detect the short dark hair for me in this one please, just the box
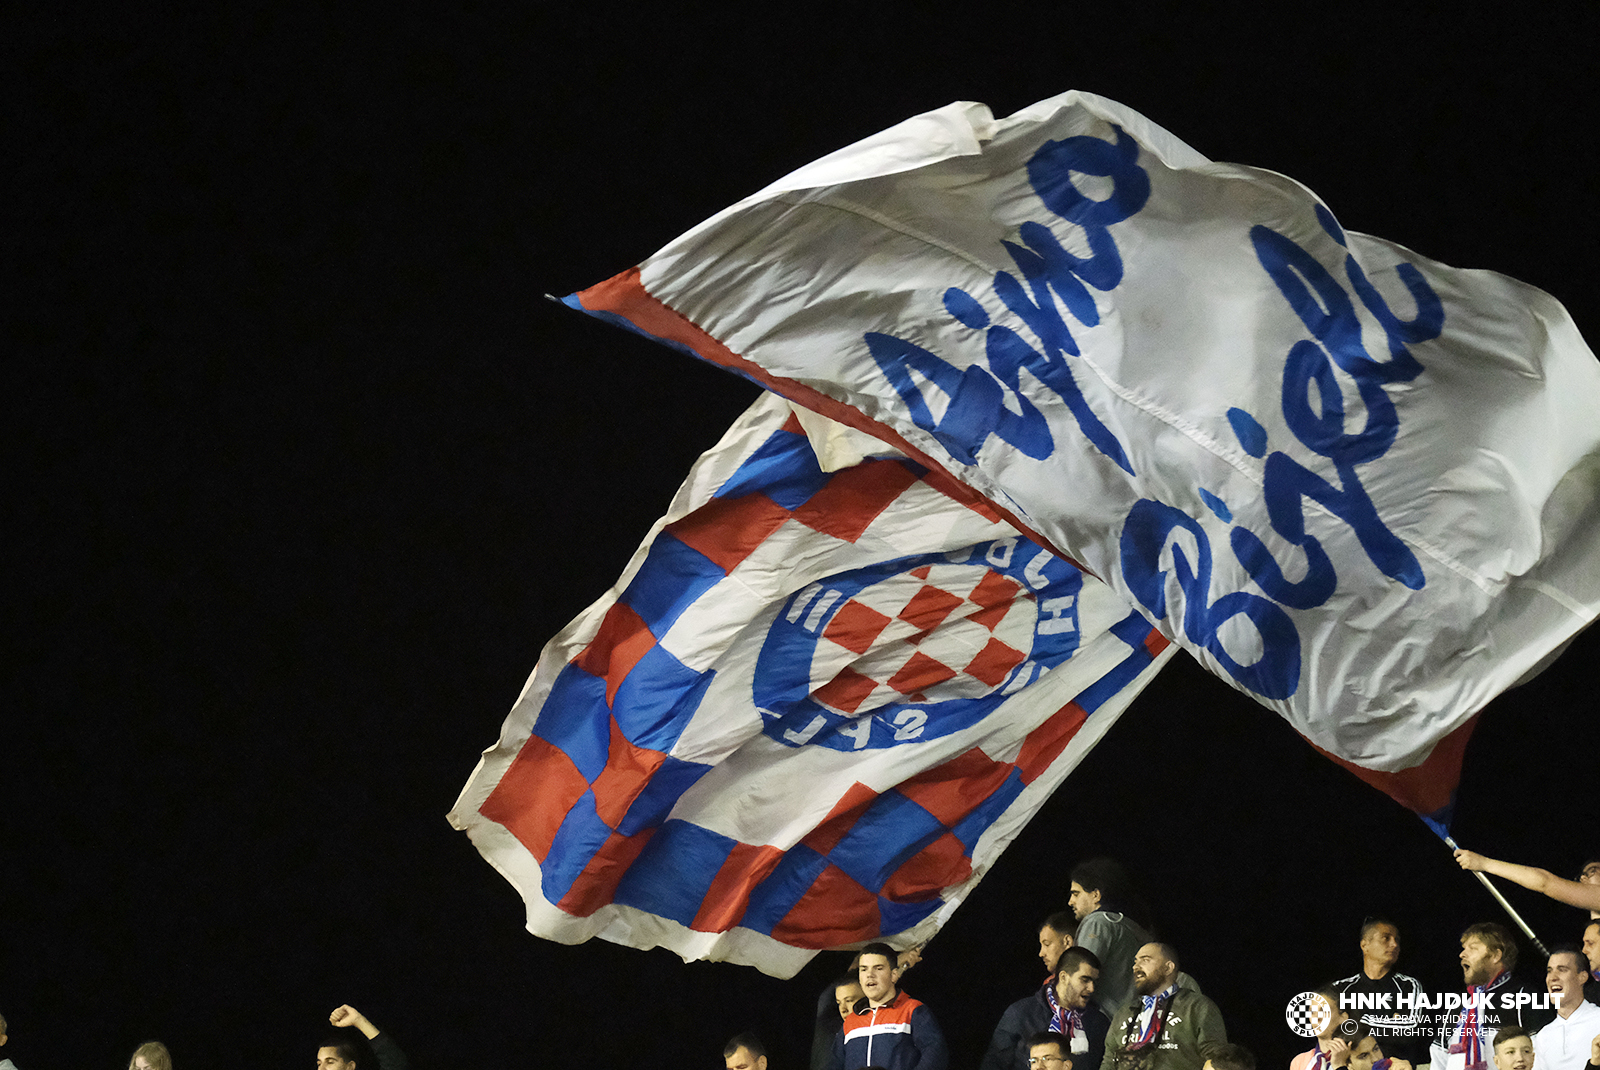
[1059,946,1102,974]
[1042,911,1079,938]
[1207,1043,1257,1070]
[1359,917,1397,941]
[319,1037,362,1064]
[1547,943,1587,974]
[1149,942,1180,974]
[723,1033,767,1059]
[1492,1026,1531,1051]
[834,974,863,990]
[1462,922,1518,973]
[858,941,898,965]
[1026,1032,1070,1058]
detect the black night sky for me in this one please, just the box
[7,7,1597,1070]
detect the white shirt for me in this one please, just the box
[1532,999,1600,1070]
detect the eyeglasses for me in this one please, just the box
[1028,1056,1068,1066]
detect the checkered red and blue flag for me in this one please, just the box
[450,393,1174,976]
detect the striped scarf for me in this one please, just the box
[1125,985,1176,1052]
[1448,969,1511,1070]
[1044,976,1084,1040]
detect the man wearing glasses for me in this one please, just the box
[1027,1033,1074,1070]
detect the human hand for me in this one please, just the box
[329,1005,378,1039]
[1328,1039,1351,1067]
[1454,849,1487,872]
[897,944,925,971]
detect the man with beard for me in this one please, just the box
[829,943,948,1070]
[1531,947,1600,1070]
[1334,919,1429,1065]
[1100,943,1226,1070]
[983,947,1109,1070]
[1430,923,1556,1070]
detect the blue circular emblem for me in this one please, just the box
[754,536,1083,750]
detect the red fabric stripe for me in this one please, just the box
[571,601,655,708]
[691,842,787,933]
[880,831,972,901]
[791,458,921,543]
[666,491,792,574]
[555,829,655,917]
[478,735,590,862]
[1312,713,1479,815]
[802,781,880,856]
[896,747,1014,825]
[590,719,667,829]
[771,864,881,947]
[1014,702,1089,785]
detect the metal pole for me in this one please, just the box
[1445,836,1549,958]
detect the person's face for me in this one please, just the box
[858,953,899,1005]
[1582,923,1600,973]
[1028,1041,1071,1070]
[1460,936,1503,986]
[1546,951,1588,1008]
[1492,1035,1535,1070]
[1040,925,1073,972]
[1578,861,1600,886]
[1057,961,1099,1010]
[835,982,864,1020]
[724,1045,767,1070]
[317,1048,356,1070]
[1361,923,1401,968]
[1131,943,1173,996]
[1068,882,1101,921]
[1317,1001,1350,1041]
[1348,1036,1383,1070]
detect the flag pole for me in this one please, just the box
[1443,835,1549,958]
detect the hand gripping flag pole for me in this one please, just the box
[1440,833,1548,959]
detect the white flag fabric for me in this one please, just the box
[450,394,1174,977]
[563,90,1600,781]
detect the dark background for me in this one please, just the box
[6,6,1596,1070]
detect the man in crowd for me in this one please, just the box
[1334,918,1430,1065]
[1070,859,1154,1018]
[1101,942,1227,1070]
[725,1033,770,1070]
[1041,913,1080,975]
[983,947,1109,1070]
[1431,923,1555,1070]
[320,1005,409,1070]
[1582,920,1600,1005]
[1026,1033,1073,1070]
[1346,1023,1416,1070]
[1531,947,1600,1070]
[829,942,948,1070]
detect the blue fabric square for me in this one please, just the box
[609,646,714,754]
[714,427,831,510]
[613,819,736,927]
[741,845,830,935]
[540,789,613,905]
[617,756,713,836]
[825,791,947,894]
[621,534,726,635]
[877,894,943,936]
[531,665,612,782]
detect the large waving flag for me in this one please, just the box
[450,393,1174,976]
[561,91,1600,825]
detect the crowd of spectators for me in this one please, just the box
[5,851,1595,1070]
[727,853,1600,1070]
